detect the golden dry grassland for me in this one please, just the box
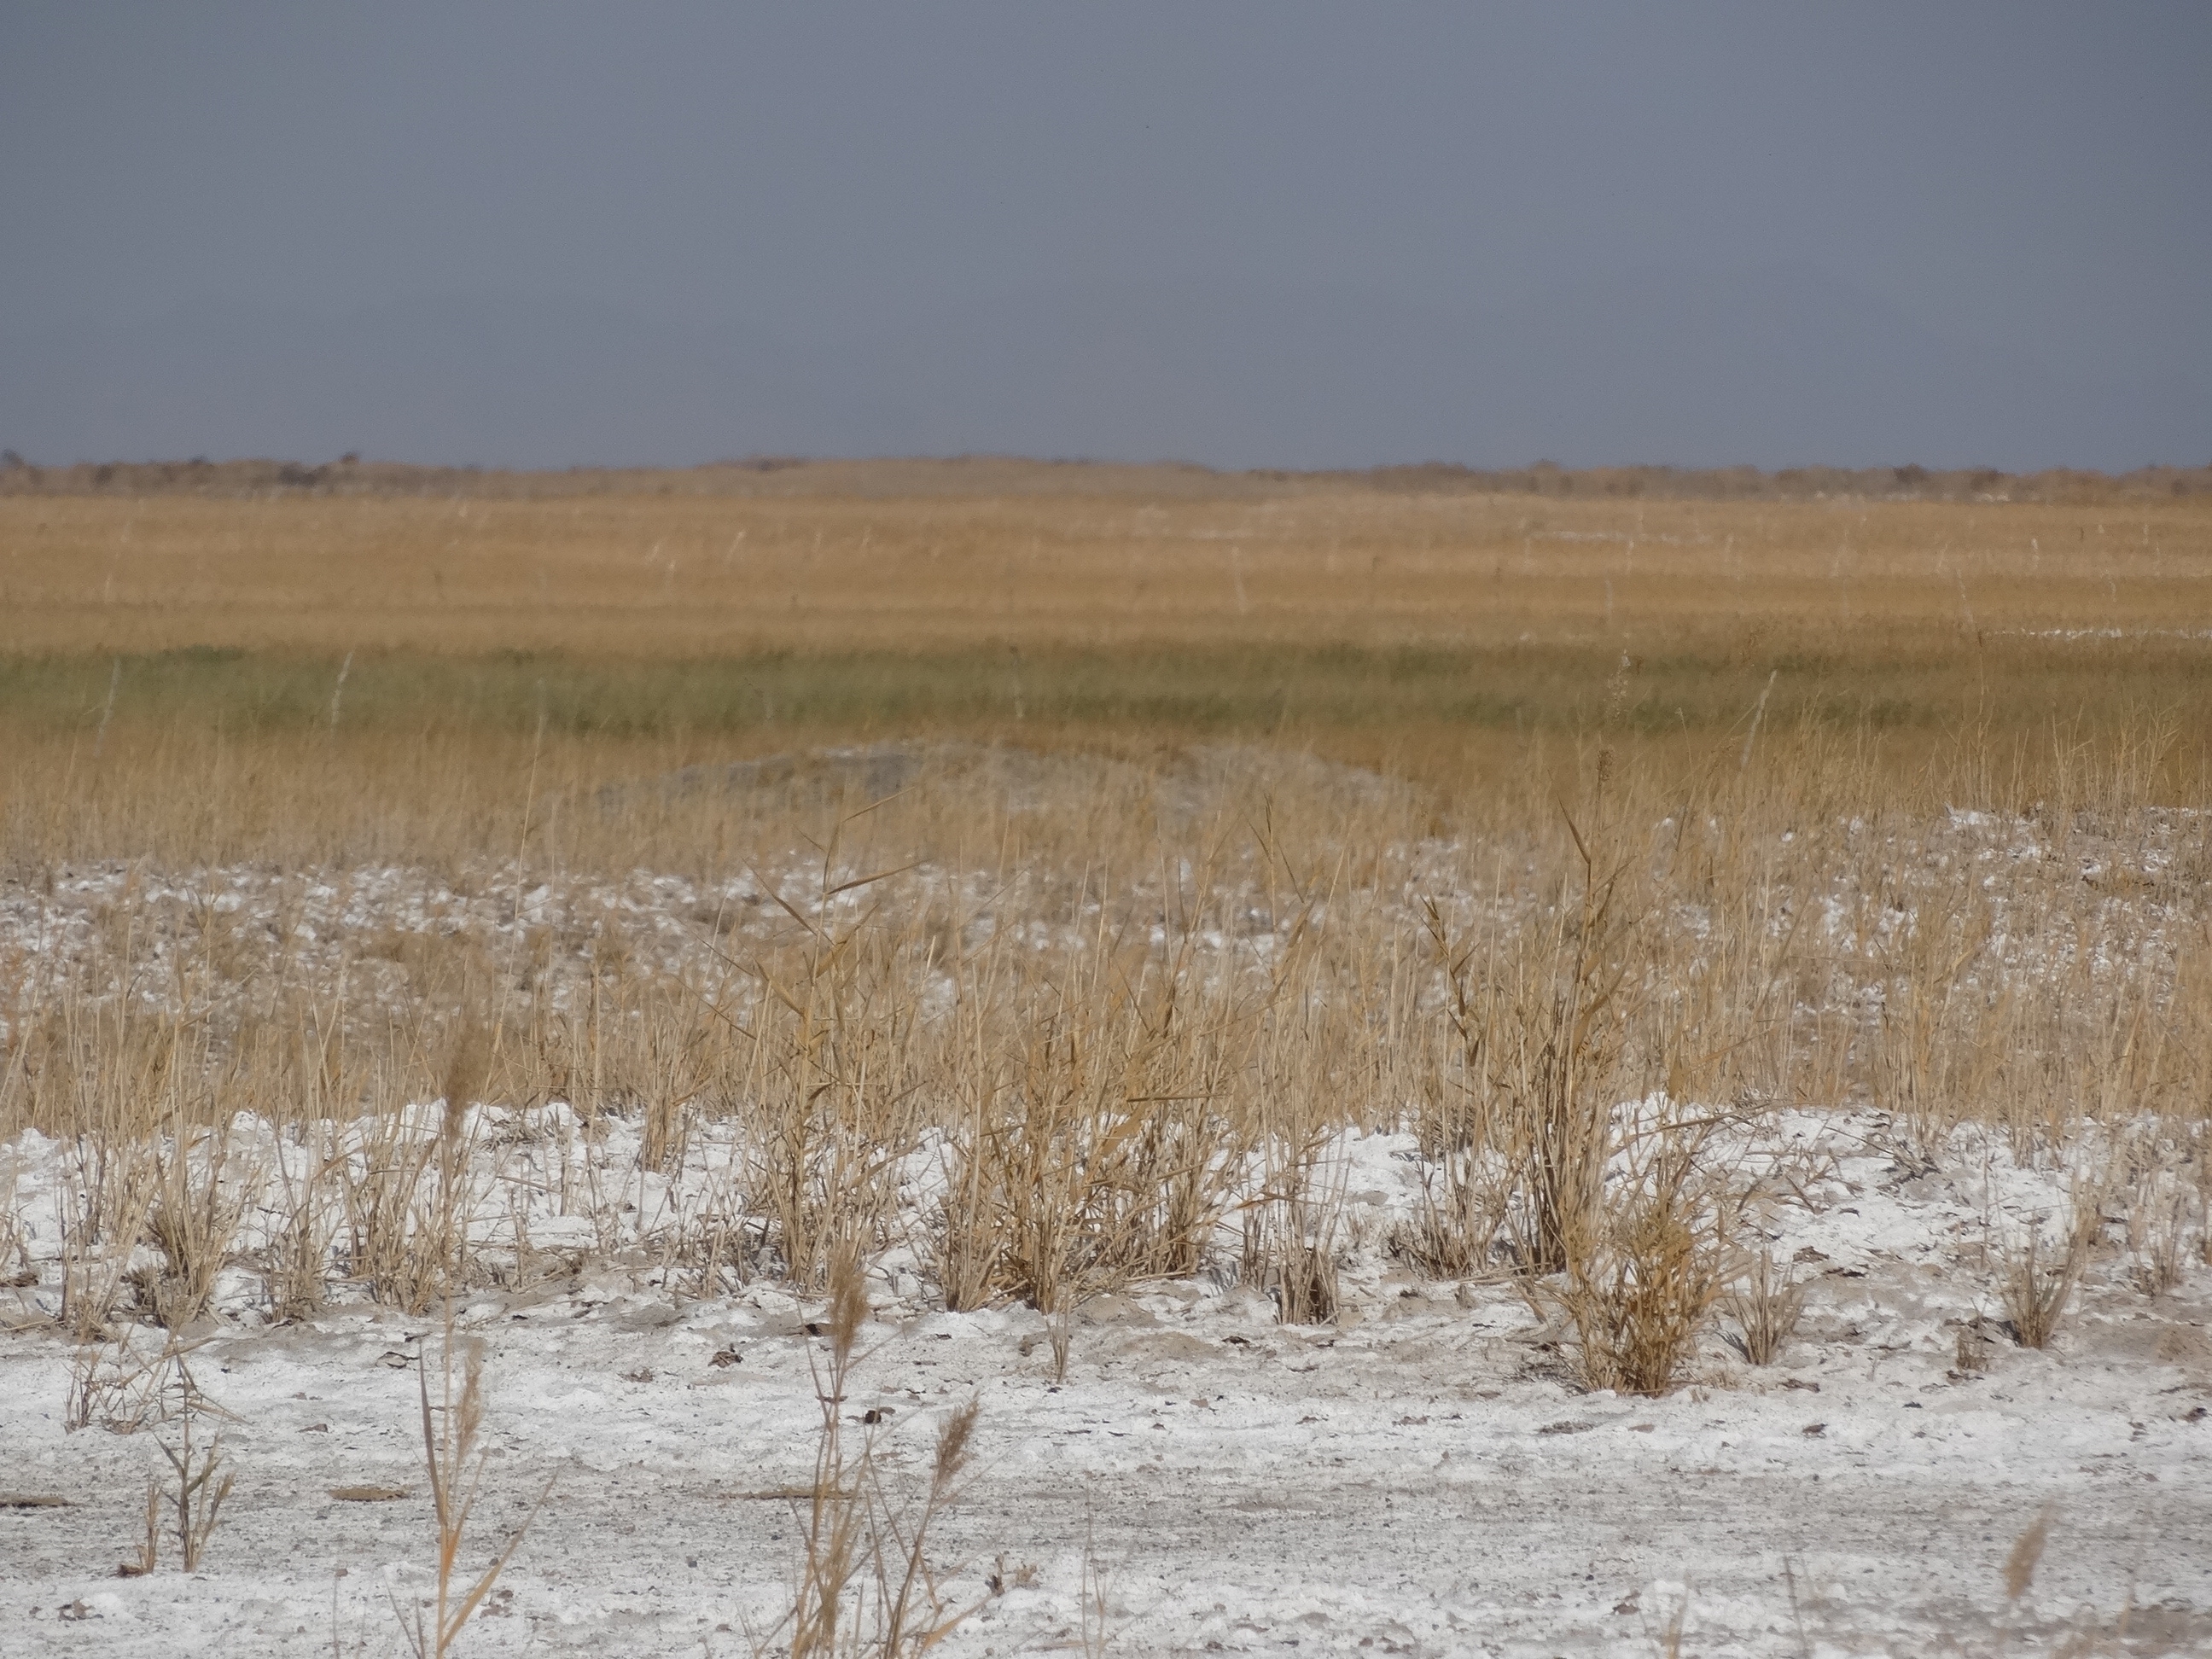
[4,464,2211,859]
[3,461,2209,1393]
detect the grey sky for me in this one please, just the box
[3,4,2208,470]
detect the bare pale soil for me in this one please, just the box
[3,1103,2208,1657]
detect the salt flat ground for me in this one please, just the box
[4,1119,2209,1659]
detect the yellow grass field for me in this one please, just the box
[5,463,2212,869]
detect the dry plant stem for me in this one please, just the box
[1047,1302,1075,1384]
[786,1249,984,1657]
[870,1397,981,1655]
[159,1400,236,1573]
[1080,1507,1113,1659]
[792,1255,870,1659]
[120,1481,160,1577]
[399,1313,549,1659]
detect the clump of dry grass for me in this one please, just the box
[260,1121,340,1323]
[1725,1250,1807,1367]
[1238,1128,1348,1328]
[1432,822,1640,1278]
[132,1117,252,1331]
[1999,1220,2090,1350]
[2122,1160,2198,1297]
[1272,1227,1342,1328]
[1559,1138,1726,1396]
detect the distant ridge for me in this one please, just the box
[3,268,2205,476]
[3,450,2207,505]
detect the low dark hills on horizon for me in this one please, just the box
[6,264,2207,476]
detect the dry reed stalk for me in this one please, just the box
[1646,1588,1690,1659]
[120,1481,161,1578]
[784,1248,986,1657]
[866,1394,982,1654]
[1077,1509,1114,1659]
[395,1317,550,1659]
[789,1249,870,1657]
[154,1390,236,1572]
[1045,1303,1075,1384]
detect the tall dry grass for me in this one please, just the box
[3,478,2209,1394]
[6,727,2204,1366]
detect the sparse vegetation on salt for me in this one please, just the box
[3,462,2209,1655]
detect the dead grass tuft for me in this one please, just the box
[1560,1139,1725,1397]
[2000,1221,2090,1351]
[1725,1250,1807,1367]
